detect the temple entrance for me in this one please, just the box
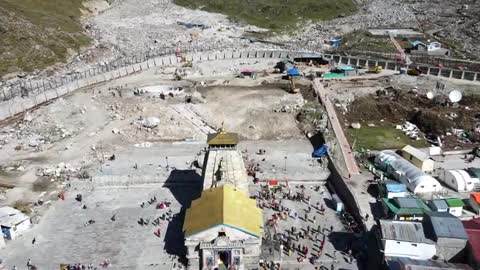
[217,250,231,268]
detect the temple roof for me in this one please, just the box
[207,129,239,146]
[183,185,263,237]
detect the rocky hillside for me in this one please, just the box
[174,0,358,30]
[0,0,91,78]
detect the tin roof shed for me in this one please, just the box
[445,198,465,208]
[0,206,30,228]
[380,220,432,243]
[428,199,448,212]
[386,256,473,270]
[423,211,468,240]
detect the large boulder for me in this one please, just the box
[142,117,161,128]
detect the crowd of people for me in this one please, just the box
[255,182,353,270]
[138,196,173,238]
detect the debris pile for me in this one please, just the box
[0,123,74,150]
[341,82,480,149]
[273,104,302,113]
[36,163,81,181]
[395,122,421,140]
[296,103,328,136]
[1,162,28,173]
[273,95,306,113]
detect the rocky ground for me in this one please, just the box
[274,0,480,60]
[0,59,308,209]
[2,0,480,94]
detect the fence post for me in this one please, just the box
[2,87,7,101]
[42,81,47,93]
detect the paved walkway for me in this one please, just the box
[171,104,216,135]
[251,183,359,270]
[313,79,360,176]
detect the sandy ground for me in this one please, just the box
[193,86,305,140]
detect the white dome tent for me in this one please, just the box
[375,150,442,194]
[440,169,478,192]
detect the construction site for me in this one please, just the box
[1,1,480,270]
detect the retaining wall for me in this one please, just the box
[1,49,479,124]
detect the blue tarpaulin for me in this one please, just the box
[330,39,341,47]
[385,182,407,192]
[312,144,329,158]
[287,68,301,76]
[339,65,355,71]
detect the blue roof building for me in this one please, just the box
[381,181,408,198]
[410,40,426,47]
[386,182,407,193]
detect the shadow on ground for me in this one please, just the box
[308,131,326,150]
[163,169,203,262]
[370,200,386,221]
[328,231,370,270]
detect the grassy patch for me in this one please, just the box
[174,0,357,30]
[0,0,91,76]
[347,125,429,151]
[339,30,397,53]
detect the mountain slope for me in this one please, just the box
[174,0,358,30]
[0,0,91,77]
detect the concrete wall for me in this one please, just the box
[92,175,201,187]
[326,154,366,230]
[322,54,480,81]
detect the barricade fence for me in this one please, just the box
[0,45,479,122]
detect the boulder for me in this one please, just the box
[351,122,361,129]
[29,139,40,147]
[142,117,161,128]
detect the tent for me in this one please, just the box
[375,150,442,194]
[312,144,329,158]
[287,68,301,76]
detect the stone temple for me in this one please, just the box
[183,128,263,270]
